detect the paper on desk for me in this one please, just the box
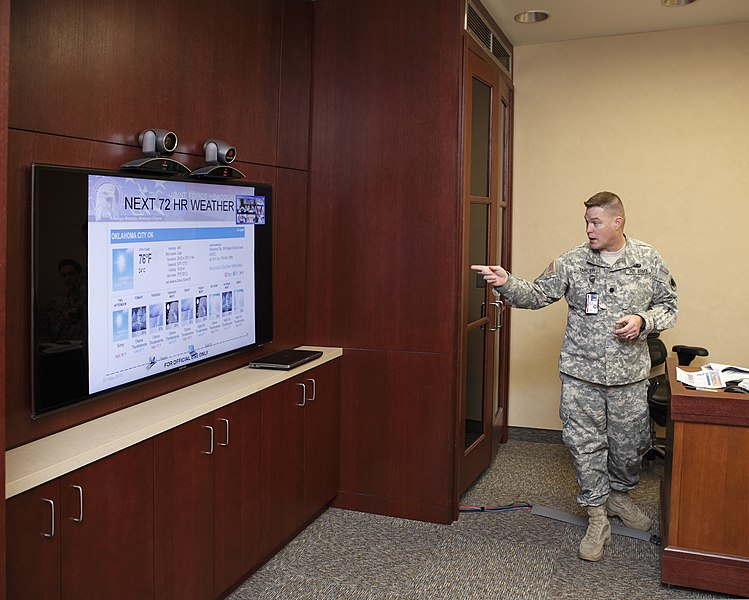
[676,367,724,389]
[703,363,749,382]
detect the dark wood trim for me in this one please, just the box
[662,361,749,596]
[667,359,749,426]
[272,168,308,350]
[277,0,312,170]
[0,0,9,596]
[662,547,749,598]
[332,491,453,525]
[9,0,283,166]
[452,33,470,522]
[307,0,464,524]
[498,80,513,444]
[336,348,457,523]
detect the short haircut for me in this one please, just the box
[584,191,625,217]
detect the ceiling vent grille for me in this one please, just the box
[466,3,512,76]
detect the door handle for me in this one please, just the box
[202,425,214,454]
[305,378,316,401]
[217,418,229,447]
[296,382,307,407]
[70,485,83,523]
[489,301,501,331]
[42,498,55,538]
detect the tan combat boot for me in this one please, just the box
[578,505,611,562]
[606,490,652,531]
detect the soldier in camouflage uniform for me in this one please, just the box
[472,191,678,562]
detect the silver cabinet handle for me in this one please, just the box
[489,301,501,331]
[202,425,214,454]
[70,485,83,522]
[217,418,229,447]
[305,378,317,401]
[296,382,307,407]
[42,498,55,538]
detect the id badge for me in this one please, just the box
[585,292,599,315]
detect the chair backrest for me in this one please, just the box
[647,332,668,368]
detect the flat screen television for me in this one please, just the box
[31,163,273,417]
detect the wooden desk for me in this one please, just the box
[661,358,749,596]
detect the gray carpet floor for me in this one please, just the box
[228,429,738,599]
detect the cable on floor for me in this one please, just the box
[459,502,533,513]
[460,502,661,545]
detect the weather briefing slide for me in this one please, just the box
[87,174,265,394]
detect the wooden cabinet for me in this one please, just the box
[154,414,214,600]
[261,361,339,556]
[6,441,155,600]
[302,361,340,521]
[7,354,341,600]
[260,376,304,556]
[213,398,262,595]
[661,360,749,596]
[7,480,60,600]
[154,398,262,600]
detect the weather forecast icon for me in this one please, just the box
[112,248,134,291]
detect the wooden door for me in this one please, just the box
[213,398,262,595]
[303,361,340,522]
[6,480,61,600]
[492,73,512,456]
[61,441,154,600]
[260,378,305,556]
[459,38,510,494]
[154,415,214,600]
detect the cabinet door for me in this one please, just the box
[60,440,154,600]
[260,379,305,556]
[7,480,61,600]
[213,398,262,595]
[154,415,214,600]
[303,361,340,521]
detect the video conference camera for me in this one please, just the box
[190,139,245,179]
[121,128,191,175]
[204,139,237,165]
[140,129,179,157]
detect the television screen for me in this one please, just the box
[31,164,273,416]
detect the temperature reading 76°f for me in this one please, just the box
[138,252,152,274]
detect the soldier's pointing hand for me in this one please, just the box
[471,265,509,287]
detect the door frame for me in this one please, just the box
[456,35,505,496]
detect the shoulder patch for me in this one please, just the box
[544,261,556,275]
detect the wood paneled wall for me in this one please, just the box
[307,0,465,523]
[5,0,312,447]
[1,0,10,596]
[5,0,473,530]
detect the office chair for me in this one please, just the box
[645,332,708,462]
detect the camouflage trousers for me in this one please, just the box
[559,373,650,507]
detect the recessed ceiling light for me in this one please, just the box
[661,0,700,6]
[514,10,550,24]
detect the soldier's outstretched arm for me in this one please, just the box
[470,265,508,287]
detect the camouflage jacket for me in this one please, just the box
[494,237,678,386]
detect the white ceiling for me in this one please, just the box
[482,0,749,46]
